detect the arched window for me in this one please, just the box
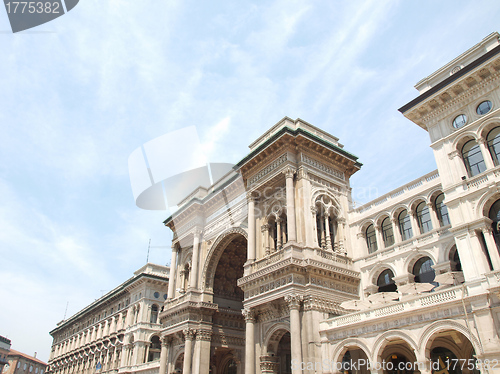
[398,210,412,241]
[435,194,450,226]
[413,257,436,284]
[450,245,462,272]
[416,202,433,234]
[488,199,500,249]
[377,269,397,292]
[147,336,161,362]
[487,127,500,166]
[462,139,486,177]
[150,304,158,324]
[365,224,377,253]
[381,217,394,247]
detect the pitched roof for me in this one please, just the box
[7,350,47,366]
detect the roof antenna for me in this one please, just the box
[63,301,69,320]
[147,238,151,263]
[148,240,169,265]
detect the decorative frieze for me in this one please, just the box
[247,154,288,186]
[301,154,345,180]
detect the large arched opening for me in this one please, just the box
[205,232,247,374]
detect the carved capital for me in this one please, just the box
[261,224,270,232]
[183,328,195,341]
[297,166,308,180]
[356,232,365,239]
[242,308,256,323]
[283,167,296,179]
[246,192,257,203]
[374,224,381,232]
[310,206,317,215]
[478,137,488,147]
[284,294,303,310]
[195,329,212,341]
[448,150,460,160]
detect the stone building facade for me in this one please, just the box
[2,350,47,374]
[48,33,500,374]
[47,264,169,374]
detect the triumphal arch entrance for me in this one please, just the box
[158,117,361,374]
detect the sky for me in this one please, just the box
[1,0,500,363]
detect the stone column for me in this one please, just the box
[428,203,440,230]
[276,217,282,249]
[479,138,495,169]
[324,213,332,250]
[409,211,419,237]
[282,220,287,244]
[247,194,256,261]
[167,245,178,299]
[311,207,318,246]
[243,308,256,374]
[391,218,401,244]
[482,227,500,269]
[190,229,201,290]
[193,330,212,374]
[159,337,169,374]
[319,214,325,248]
[262,224,270,256]
[179,270,187,293]
[375,224,383,250]
[337,218,345,253]
[120,346,128,368]
[284,167,297,242]
[182,329,195,374]
[285,295,302,374]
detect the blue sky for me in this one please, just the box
[1,0,500,362]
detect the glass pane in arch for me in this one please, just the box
[488,199,500,250]
[435,194,450,226]
[381,218,394,247]
[366,224,377,253]
[487,127,500,166]
[377,269,397,292]
[462,140,486,177]
[398,210,412,241]
[416,202,433,233]
[413,257,436,284]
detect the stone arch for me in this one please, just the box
[201,227,248,292]
[427,188,444,205]
[408,196,427,213]
[478,117,500,141]
[390,204,409,220]
[452,131,479,151]
[374,213,391,227]
[404,250,438,275]
[369,263,398,285]
[311,188,343,217]
[419,319,483,357]
[263,323,290,355]
[372,330,419,362]
[331,338,372,364]
[476,190,500,219]
[359,219,375,233]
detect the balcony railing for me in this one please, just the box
[322,286,463,329]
